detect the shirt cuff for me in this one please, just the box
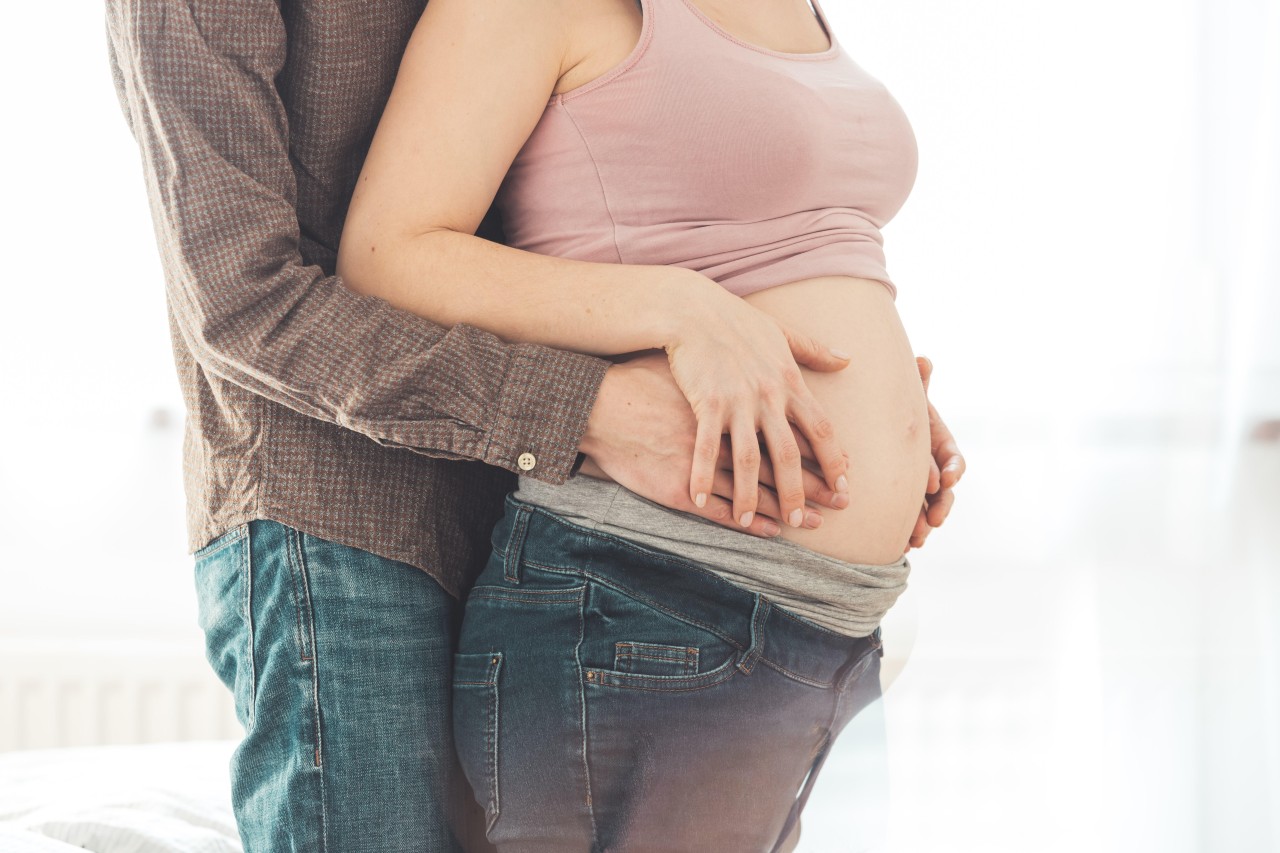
[481,344,612,484]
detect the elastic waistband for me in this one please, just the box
[491,493,881,689]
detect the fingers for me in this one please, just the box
[939,442,965,489]
[925,486,955,529]
[918,358,965,491]
[729,414,762,527]
[790,396,849,495]
[716,469,817,531]
[695,491,785,538]
[759,410,807,528]
[907,506,930,550]
[720,443,828,528]
[780,321,852,373]
[926,453,941,496]
[916,355,933,393]
[926,402,965,490]
[688,413,723,509]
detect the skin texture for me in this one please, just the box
[338,0,965,551]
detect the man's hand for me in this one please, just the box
[905,356,965,552]
[579,351,850,538]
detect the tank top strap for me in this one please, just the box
[652,0,842,61]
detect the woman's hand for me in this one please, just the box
[664,280,852,529]
[580,351,852,537]
[904,355,965,552]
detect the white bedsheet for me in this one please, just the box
[0,741,241,853]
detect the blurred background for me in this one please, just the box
[0,0,1276,851]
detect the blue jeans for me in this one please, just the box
[453,494,885,852]
[193,519,492,852]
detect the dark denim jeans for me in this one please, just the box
[453,494,885,852]
[193,519,491,853]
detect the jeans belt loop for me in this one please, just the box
[736,594,771,675]
[503,504,534,584]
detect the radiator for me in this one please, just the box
[0,637,240,752]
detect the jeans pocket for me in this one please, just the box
[193,522,255,731]
[453,651,503,833]
[580,583,741,694]
[614,641,699,676]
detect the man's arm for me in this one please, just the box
[104,0,609,484]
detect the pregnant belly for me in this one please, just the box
[742,275,932,564]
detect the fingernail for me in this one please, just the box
[739,511,754,527]
[788,508,803,527]
[831,492,849,508]
[695,492,706,507]
[761,520,782,536]
[829,347,851,360]
[836,474,848,492]
[805,510,823,528]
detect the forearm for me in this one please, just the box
[105,0,611,484]
[338,226,714,357]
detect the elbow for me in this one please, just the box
[335,226,382,298]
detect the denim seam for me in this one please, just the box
[527,559,853,688]
[615,645,699,675]
[757,657,835,689]
[490,654,502,826]
[770,600,866,640]
[288,529,329,853]
[522,559,745,652]
[472,586,585,597]
[282,531,313,664]
[194,522,248,560]
[574,582,598,842]
[470,585,585,606]
[501,502,754,598]
[588,656,741,693]
[241,525,256,730]
[736,596,771,675]
[471,592,584,606]
[503,507,531,583]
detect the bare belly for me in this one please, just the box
[743,276,932,564]
[589,275,933,565]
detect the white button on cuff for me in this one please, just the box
[517,452,537,471]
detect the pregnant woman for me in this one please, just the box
[338,0,940,848]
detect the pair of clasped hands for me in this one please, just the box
[578,315,965,553]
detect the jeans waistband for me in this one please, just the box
[491,493,882,690]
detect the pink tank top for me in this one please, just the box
[494,0,919,299]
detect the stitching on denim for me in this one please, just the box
[193,522,248,560]
[471,592,584,606]
[523,560,744,651]
[590,658,740,693]
[735,597,770,675]
[280,529,310,663]
[488,654,502,825]
[241,525,256,730]
[470,585,585,606]
[513,499,756,596]
[757,657,834,689]
[289,529,328,850]
[526,560,857,688]
[615,644,700,675]
[472,585,585,597]
[504,507,531,583]
[771,601,864,640]
[574,580,598,841]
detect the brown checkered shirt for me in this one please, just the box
[104,0,612,598]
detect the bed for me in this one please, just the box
[0,740,241,852]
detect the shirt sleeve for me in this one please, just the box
[103,0,612,484]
